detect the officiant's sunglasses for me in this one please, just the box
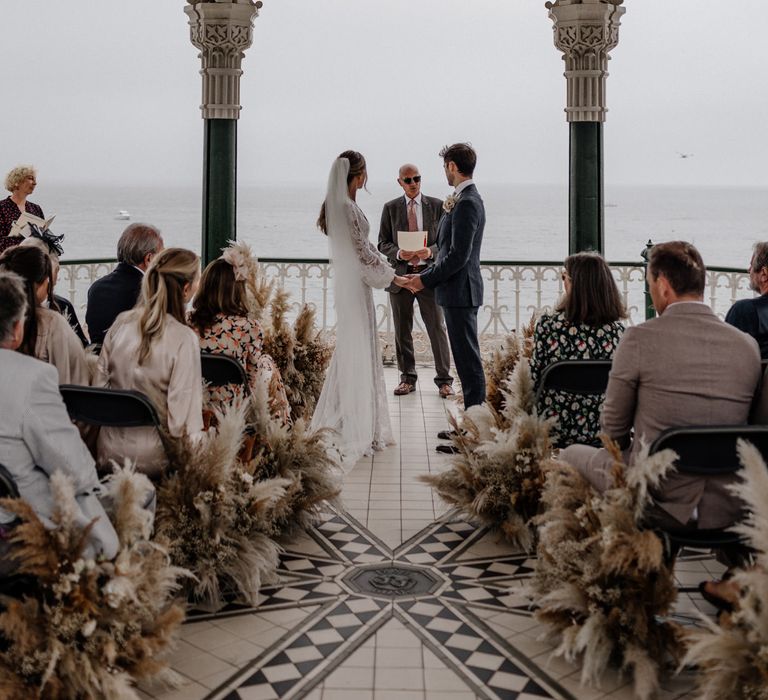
[401,176,421,184]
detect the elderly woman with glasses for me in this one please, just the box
[0,165,45,254]
[530,252,626,448]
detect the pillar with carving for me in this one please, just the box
[546,0,625,255]
[185,0,262,266]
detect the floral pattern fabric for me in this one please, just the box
[0,197,44,253]
[530,311,624,448]
[196,313,291,424]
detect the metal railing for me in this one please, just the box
[57,257,751,363]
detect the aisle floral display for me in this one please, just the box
[532,441,684,700]
[0,467,187,700]
[156,401,290,610]
[680,440,768,699]
[244,383,342,538]
[262,289,333,421]
[483,320,535,416]
[422,352,554,551]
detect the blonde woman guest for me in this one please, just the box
[0,246,90,385]
[97,248,204,478]
[0,165,44,254]
[189,247,291,424]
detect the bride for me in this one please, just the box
[311,151,407,466]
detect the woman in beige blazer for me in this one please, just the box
[97,248,204,479]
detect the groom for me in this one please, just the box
[399,143,486,432]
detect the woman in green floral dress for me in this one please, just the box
[530,252,626,448]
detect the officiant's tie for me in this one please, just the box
[407,198,418,232]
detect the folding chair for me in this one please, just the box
[59,385,160,428]
[534,359,613,408]
[648,424,768,555]
[200,352,249,395]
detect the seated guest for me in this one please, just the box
[0,165,44,255]
[725,241,768,358]
[97,248,203,479]
[560,241,761,530]
[0,271,118,561]
[86,223,164,345]
[20,233,89,346]
[0,246,90,385]
[189,250,291,423]
[531,252,625,447]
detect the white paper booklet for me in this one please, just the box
[397,230,427,252]
[9,212,56,238]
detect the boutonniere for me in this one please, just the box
[443,193,459,213]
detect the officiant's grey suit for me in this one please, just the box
[420,183,486,407]
[378,194,452,389]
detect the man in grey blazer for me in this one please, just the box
[0,271,119,562]
[560,241,761,530]
[378,164,453,397]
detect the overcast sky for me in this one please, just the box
[1,0,766,188]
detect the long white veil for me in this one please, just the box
[311,158,377,465]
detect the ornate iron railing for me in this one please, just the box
[57,257,751,363]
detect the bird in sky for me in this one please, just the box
[677,152,694,159]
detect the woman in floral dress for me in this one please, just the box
[530,252,626,448]
[189,249,291,424]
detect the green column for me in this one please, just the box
[202,119,237,267]
[569,122,604,255]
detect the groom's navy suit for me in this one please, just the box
[419,183,486,407]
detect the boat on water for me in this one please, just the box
[115,210,131,220]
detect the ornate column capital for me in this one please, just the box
[185,0,263,120]
[546,0,626,122]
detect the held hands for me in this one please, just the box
[393,274,425,294]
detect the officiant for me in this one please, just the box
[378,164,454,398]
[0,165,45,254]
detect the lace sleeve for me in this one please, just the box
[347,203,395,289]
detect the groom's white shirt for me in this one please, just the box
[454,179,474,196]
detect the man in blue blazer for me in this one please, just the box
[400,143,486,419]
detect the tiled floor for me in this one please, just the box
[138,367,722,700]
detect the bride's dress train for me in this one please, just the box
[310,159,395,468]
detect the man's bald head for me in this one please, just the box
[397,163,421,199]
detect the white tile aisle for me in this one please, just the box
[138,367,717,700]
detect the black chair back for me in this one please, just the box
[649,425,768,475]
[59,385,160,428]
[0,464,19,499]
[648,425,768,555]
[200,352,249,393]
[534,359,613,407]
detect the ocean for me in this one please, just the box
[38,183,768,269]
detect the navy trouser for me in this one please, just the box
[442,306,486,408]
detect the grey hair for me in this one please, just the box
[117,223,163,266]
[0,271,28,344]
[753,242,768,272]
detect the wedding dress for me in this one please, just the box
[311,158,395,467]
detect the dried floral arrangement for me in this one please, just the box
[262,289,333,421]
[484,317,535,415]
[532,441,684,700]
[680,440,768,699]
[0,466,187,700]
[243,382,342,538]
[421,356,554,551]
[156,400,291,610]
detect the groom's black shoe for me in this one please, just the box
[435,444,460,455]
[437,429,460,440]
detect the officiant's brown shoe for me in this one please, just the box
[438,384,454,399]
[394,382,415,396]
